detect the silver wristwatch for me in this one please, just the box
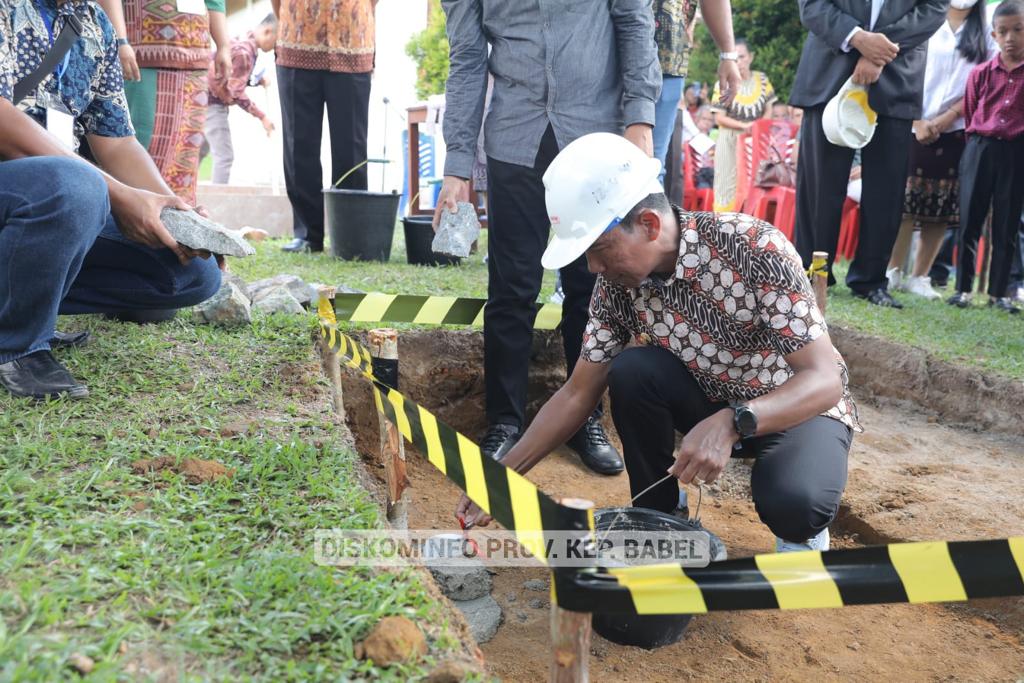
[719,51,739,61]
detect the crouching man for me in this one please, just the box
[457,132,860,552]
[0,2,221,401]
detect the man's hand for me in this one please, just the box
[667,409,738,485]
[716,58,742,109]
[214,46,232,83]
[851,56,884,86]
[432,175,471,230]
[850,31,899,65]
[456,493,492,529]
[110,186,193,265]
[914,119,939,144]
[261,116,275,137]
[624,123,654,157]
[118,43,141,81]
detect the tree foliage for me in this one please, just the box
[687,0,805,103]
[405,2,450,99]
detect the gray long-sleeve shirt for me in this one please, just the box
[441,0,661,178]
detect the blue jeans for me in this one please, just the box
[653,76,685,185]
[0,157,221,363]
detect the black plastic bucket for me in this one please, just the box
[590,507,725,650]
[323,188,400,261]
[401,216,461,266]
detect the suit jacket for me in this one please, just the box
[789,0,949,120]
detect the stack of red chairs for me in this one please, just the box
[682,142,714,212]
[737,119,800,239]
[836,197,860,261]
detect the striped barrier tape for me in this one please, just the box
[317,307,1024,615]
[332,292,564,329]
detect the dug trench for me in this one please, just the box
[337,327,1024,681]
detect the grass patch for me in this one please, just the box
[0,314,463,681]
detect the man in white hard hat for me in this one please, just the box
[457,133,860,553]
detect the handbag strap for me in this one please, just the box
[13,13,83,106]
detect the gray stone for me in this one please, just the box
[528,598,545,609]
[522,579,547,592]
[249,274,311,306]
[221,271,251,301]
[453,595,503,643]
[432,202,480,258]
[335,284,365,295]
[253,286,305,315]
[194,281,251,326]
[505,592,517,603]
[515,611,529,623]
[423,534,492,601]
[161,208,256,258]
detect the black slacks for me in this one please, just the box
[794,106,913,293]
[955,135,1024,297]
[485,126,600,429]
[277,66,370,247]
[607,346,852,543]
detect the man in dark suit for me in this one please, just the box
[790,0,948,307]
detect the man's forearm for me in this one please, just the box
[208,10,230,51]
[87,134,174,196]
[698,0,735,52]
[747,366,842,437]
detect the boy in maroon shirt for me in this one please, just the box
[949,0,1024,312]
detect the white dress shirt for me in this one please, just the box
[919,19,998,130]
[842,0,887,52]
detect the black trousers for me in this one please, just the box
[277,66,370,247]
[485,126,599,429]
[794,106,913,293]
[607,346,852,543]
[955,136,1024,297]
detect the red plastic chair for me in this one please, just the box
[683,143,715,212]
[740,120,799,235]
[837,197,860,261]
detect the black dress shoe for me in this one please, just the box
[50,330,91,349]
[947,291,971,308]
[988,297,1021,314]
[281,238,323,253]
[0,350,88,401]
[565,417,624,475]
[480,423,521,461]
[853,287,903,309]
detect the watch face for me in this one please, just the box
[737,407,757,436]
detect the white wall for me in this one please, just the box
[215,0,428,194]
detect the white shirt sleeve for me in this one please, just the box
[841,26,862,53]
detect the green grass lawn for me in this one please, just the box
[0,314,465,681]
[235,229,1022,381]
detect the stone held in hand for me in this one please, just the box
[160,207,256,258]
[432,202,480,258]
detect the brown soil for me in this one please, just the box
[130,456,234,484]
[356,615,427,666]
[339,329,1024,682]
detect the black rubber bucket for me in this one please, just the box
[590,507,725,650]
[401,216,461,266]
[323,188,400,261]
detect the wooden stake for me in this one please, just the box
[368,328,410,530]
[811,251,829,316]
[317,286,345,422]
[551,498,594,683]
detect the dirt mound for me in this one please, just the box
[355,616,427,666]
[131,457,234,484]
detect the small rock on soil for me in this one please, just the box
[356,615,427,666]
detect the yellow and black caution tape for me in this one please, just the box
[555,537,1024,615]
[318,310,1024,615]
[807,254,828,280]
[332,292,563,329]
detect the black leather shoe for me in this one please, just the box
[947,291,971,308]
[281,238,323,253]
[853,287,903,309]
[50,330,91,349]
[480,423,521,462]
[988,297,1021,314]
[565,417,624,475]
[0,350,88,401]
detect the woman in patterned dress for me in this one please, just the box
[710,40,776,211]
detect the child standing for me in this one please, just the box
[949,0,1024,312]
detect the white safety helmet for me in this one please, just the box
[541,132,664,270]
[822,78,878,149]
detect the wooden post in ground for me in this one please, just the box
[317,286,346,422]
[551,497,594,683]
[368,328,410,530]
[811,251,829,316]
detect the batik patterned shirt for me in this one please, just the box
[582,208,861,432]
[0,0,133,149]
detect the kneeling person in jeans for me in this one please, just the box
[457,133,860,552]
[0,3,221,401]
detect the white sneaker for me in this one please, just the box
[775,527,830,553]
[904,275,941,300]
[886,267,903,292]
